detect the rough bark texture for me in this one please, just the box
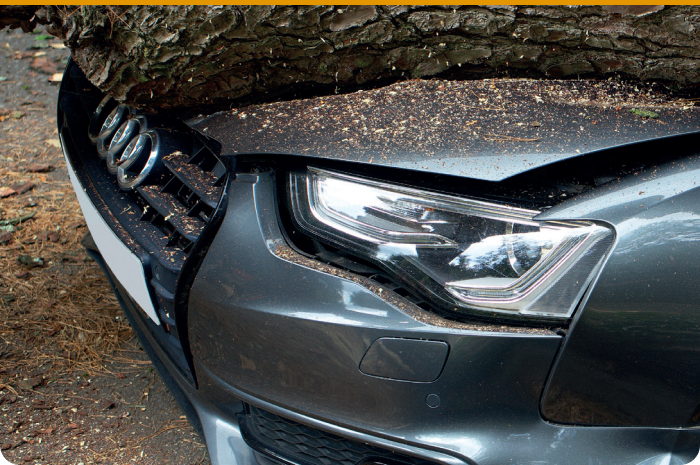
[3,5,700,109]
[0,5,42,32]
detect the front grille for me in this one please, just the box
[58,61,226,381]
[239,405,436,465]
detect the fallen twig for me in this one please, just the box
[483,133,541,142]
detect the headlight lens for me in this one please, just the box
[289,167,615,320]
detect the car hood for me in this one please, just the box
[192,79,700,182]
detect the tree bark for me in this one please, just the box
[3,5,700,109]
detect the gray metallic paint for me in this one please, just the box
[187,172,700,465]
[359,338,449,383]
[192,80,700,182]
[65,59,700,465]
[539,154,700,427]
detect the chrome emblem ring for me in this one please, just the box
[87,95,116,143]
[96,105,130,159]
[106,117,143,174]
[117,130,163,191]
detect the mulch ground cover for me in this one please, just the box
[0,26,210,465]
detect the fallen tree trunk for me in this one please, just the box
[3,5,700,109]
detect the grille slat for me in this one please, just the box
[159,310,176,327]
[162,152,221,209]
[150,278,175,302]
[137,186,205,242]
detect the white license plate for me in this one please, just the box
[62,136,160,325]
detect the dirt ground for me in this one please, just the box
[0,27,210,465]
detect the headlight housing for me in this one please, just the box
[289,167,615,321]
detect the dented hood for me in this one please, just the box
[192,79,700,181]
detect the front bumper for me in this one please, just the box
[188,171,700,465]
[59,63,700,465]
[76,168,700,465]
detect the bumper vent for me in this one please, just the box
[239,404,435,465]
[58,61,226,382]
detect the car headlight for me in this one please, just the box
[289,167,615,321]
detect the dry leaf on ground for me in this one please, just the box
[0,186,16,197]
[26,163,52,172]
[10,182,33,194]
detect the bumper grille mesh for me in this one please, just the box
[240,404,436,465]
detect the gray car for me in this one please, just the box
[59,60,700,465]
